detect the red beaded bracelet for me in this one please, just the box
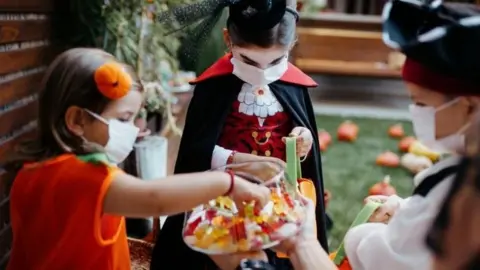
[224,170,235,196]
[227,150,237,165]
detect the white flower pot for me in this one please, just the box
[134,135,168,229]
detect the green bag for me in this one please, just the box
[285,136,301,192]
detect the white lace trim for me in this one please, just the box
[237,83,283,126]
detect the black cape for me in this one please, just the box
[150,67,328,270]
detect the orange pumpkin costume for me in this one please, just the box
[7,153,131,270]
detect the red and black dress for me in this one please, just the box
[216,83,292,162]
[151,54,328,270]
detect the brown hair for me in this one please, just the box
[427,109,480,270]
[6,48,143,171]
[227,0,297,48]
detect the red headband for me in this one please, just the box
[402,58,479,96]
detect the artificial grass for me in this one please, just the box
[316,115,414,250]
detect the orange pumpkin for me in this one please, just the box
[318,129,332,151]
[369,175,397,196]
[329,251,352,270]
[337,121,359,142]
[297,1,304,11]
[376,151,400,167]
[398,136,416,152]
[388,124,404,138]
[324,190,332,208]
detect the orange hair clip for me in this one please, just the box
[94,62,132,100]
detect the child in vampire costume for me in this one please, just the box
[151,0,329,269]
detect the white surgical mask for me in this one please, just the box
[409,98,469,153]
[85,109,139,164]
[231,56,288,87]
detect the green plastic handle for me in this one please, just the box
[285,137,301,190]
[333,201,381,265]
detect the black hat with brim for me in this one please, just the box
[382,0,480,94]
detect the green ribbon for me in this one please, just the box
[333,201,381,265]
[285,137,301,191]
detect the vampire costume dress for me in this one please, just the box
[344,1,480,270]
[151,0,328,269]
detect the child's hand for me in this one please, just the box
[273,195,320,256]
[283,127,313,157]
[365,195,403,224]
[230,175,271,210]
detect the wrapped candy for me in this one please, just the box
[182,162,307,255]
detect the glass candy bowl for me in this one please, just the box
[182,161,307,255]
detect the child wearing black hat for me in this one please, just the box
[152,0,329,269]
[344,1,480,270]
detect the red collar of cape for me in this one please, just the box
[190,53,318,87]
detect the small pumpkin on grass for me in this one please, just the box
[369,175,397,196]
[388,124,404,138]
[318,129,332,152]
[398,136,416,152]
[337,121,359,142]
[324,190,332,208]
[376,151,400,167]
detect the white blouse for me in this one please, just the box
[344,156,460,270]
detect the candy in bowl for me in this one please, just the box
[182,161,307,254]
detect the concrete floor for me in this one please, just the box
[309,74,412,120]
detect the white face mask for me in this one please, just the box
[231,55,288,87]
[85,110,139,164]
[409,98,469,153]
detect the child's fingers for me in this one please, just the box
[282,135,301,143]
[253,185,271,207]
[372,197,400,218]
[364,195,389,204]
[296,144,311,157]
[290,127,303,137]
[369,211,391,223]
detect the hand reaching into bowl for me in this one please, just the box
[230,174,271,211]
[273,195,337,270]
[273,194,317,253]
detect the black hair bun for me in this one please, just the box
[246,0,272,13]
[229,0,286,30]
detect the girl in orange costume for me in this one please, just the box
[5,48,270,270]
